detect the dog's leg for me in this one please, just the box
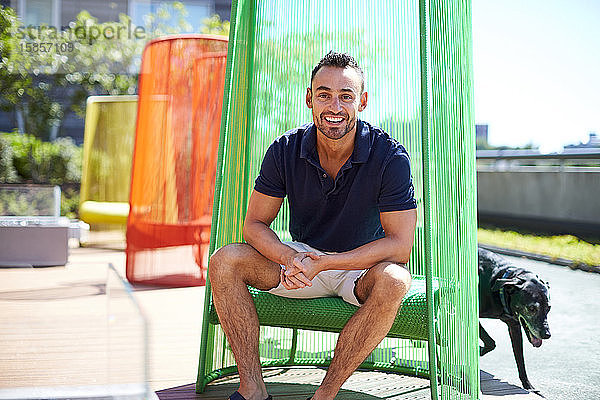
[479,323,496,356]
[506,319,534,390]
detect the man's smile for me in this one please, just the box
[322,114,346,125]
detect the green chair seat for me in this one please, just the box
[210,275,437,341]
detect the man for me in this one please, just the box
[209,51,417,400]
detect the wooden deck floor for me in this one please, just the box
[0,239,539,399]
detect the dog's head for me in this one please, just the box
[494,273,551,347]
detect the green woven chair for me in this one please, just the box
[197,1,479,399]
[209,276,437,341]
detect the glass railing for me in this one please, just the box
[106,263,151,399]
[0,184,61,220]
[0,264,153,399]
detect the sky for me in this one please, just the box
[471,0,600,153]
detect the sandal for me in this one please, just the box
[228,391,272,400]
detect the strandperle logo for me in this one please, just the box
[8,20,148,74]
[15,20,147,44]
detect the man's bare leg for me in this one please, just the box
[312,262,411,400]
[208,243,281,400]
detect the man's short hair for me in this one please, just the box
[310,51,364,92]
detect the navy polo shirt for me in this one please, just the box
[254,120,417,253]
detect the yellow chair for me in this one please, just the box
[79,95,137,227]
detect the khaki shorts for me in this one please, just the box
[268,241,367,307]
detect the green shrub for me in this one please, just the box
[61,186,80,218]
[3,131,81,184]
[0,187,57,216]
[1,131,82,217]
[0,133,17,182]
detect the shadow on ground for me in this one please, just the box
[480,370,530,396]
[156,382,387,400]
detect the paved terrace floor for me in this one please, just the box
[0,234,539,400]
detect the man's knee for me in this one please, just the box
[209,243,251,281]
[365,263,411,305]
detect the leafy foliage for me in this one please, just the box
[0,186,57,216]
[1,3,230,216]
[0,7,62,140]
[0,131,82,216]
[200,15,230,36]
[0,133,18,182]
[2,131,82,184]
[0,3,230,139]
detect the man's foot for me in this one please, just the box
[228,391,272,400]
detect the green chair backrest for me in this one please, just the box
[199,1,479,398]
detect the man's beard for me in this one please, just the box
[315,112,356,140]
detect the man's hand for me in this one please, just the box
[280,252,321,290]
[289,252,323,281]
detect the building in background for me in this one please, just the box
[475,123,489,148]
[476,124,488,142]
[564,133,600,150]
[7,0,231,27]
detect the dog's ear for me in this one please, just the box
[538,277,551,301]
[539,277,550,290]
[491,278,522,293]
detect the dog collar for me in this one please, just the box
[498,270,513,316]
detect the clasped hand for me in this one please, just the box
[281,251,322,290]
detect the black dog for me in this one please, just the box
[478,247,551,392]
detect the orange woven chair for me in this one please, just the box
[126,35,228,287]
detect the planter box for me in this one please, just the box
[0,223,68,267]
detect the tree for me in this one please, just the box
[0,2,229,140]
[200,14,230,36]
[0,6,64,140]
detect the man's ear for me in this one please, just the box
[358,91,368,112]
[306,87,313,108]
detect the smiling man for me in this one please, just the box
[209,51,418,400]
